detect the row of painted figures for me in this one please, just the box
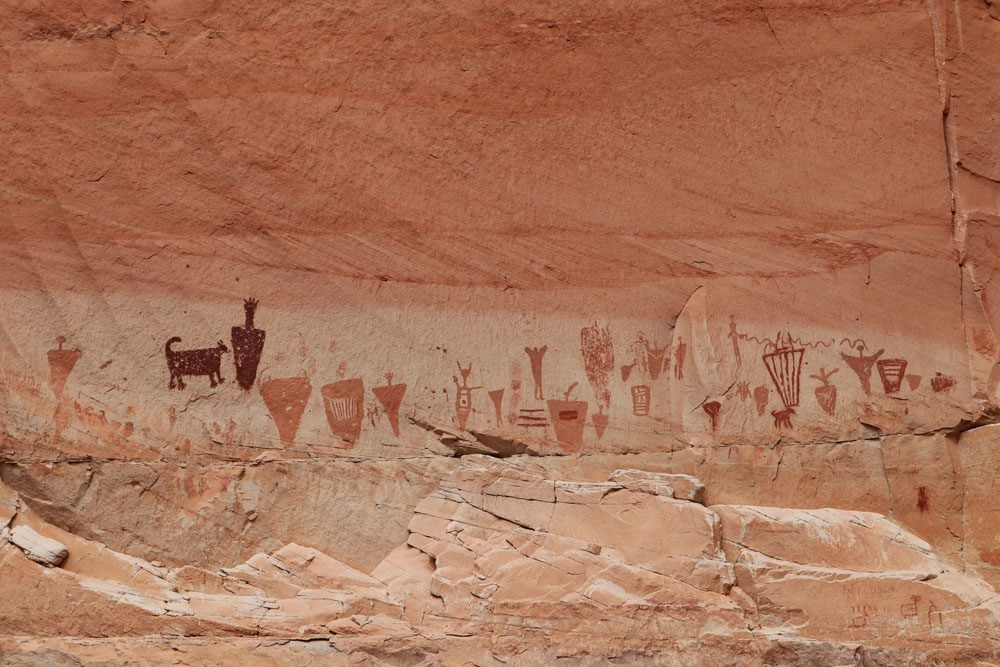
[45,301,626,452]
[711,328,957,430]
[40,301,961,451]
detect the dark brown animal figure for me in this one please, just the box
[165,337,229,390]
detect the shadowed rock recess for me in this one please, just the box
[2,0,1000,664]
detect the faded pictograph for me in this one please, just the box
[508,362,522,426]
[753,385,769,416]
[47,336,82,400]
[702,401,721,431]
[488,389,505,427]
[592,406,609,438]
[453,362,482,430]
[524,346,547,401]
[673,336,687,380]
[727,315,743,368]
[580,322,614,409]
[623,332,664,417]
[48,336,82,442]
[165,337,229,390]
[547,383,587,453]
[736,381,750,402]
[851,603,875,628]
[810,367,839,416]
[972,328,998,358]
[517,408,547,428]
[631,385,650,417]
[931,372,956,393]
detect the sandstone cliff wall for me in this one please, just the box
[2,0,1000,663]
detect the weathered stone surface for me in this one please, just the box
[0,461,996,662]
[6,525,68,567]
[3,0,1000,662]
[610,469,706,503]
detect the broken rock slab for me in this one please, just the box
[5,525,68,567]
[609,468,706,503]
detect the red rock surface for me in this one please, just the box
[1,0,1000,663]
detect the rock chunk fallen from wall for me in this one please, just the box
[6,526,68,567]
[609,469,706,503]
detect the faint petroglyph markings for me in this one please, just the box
[1,370,43,401]
[165,337,229,390]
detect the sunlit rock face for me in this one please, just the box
[2,0,1000,663]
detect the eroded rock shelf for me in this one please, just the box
[2,0,1000,664]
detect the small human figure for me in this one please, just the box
[674,337,687,380]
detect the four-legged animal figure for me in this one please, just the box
[165,337,229,390]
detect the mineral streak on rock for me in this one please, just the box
[3,0,1000,662]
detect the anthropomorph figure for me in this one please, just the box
[727,315,742,368]
[454,362,482,430]
[674,337,687,380]
[231,297,266,391]
[524,346,547,400]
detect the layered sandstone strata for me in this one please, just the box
[2,0,1000,663]
[0,460,997,664]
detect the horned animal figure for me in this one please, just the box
[165,337,229,390]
